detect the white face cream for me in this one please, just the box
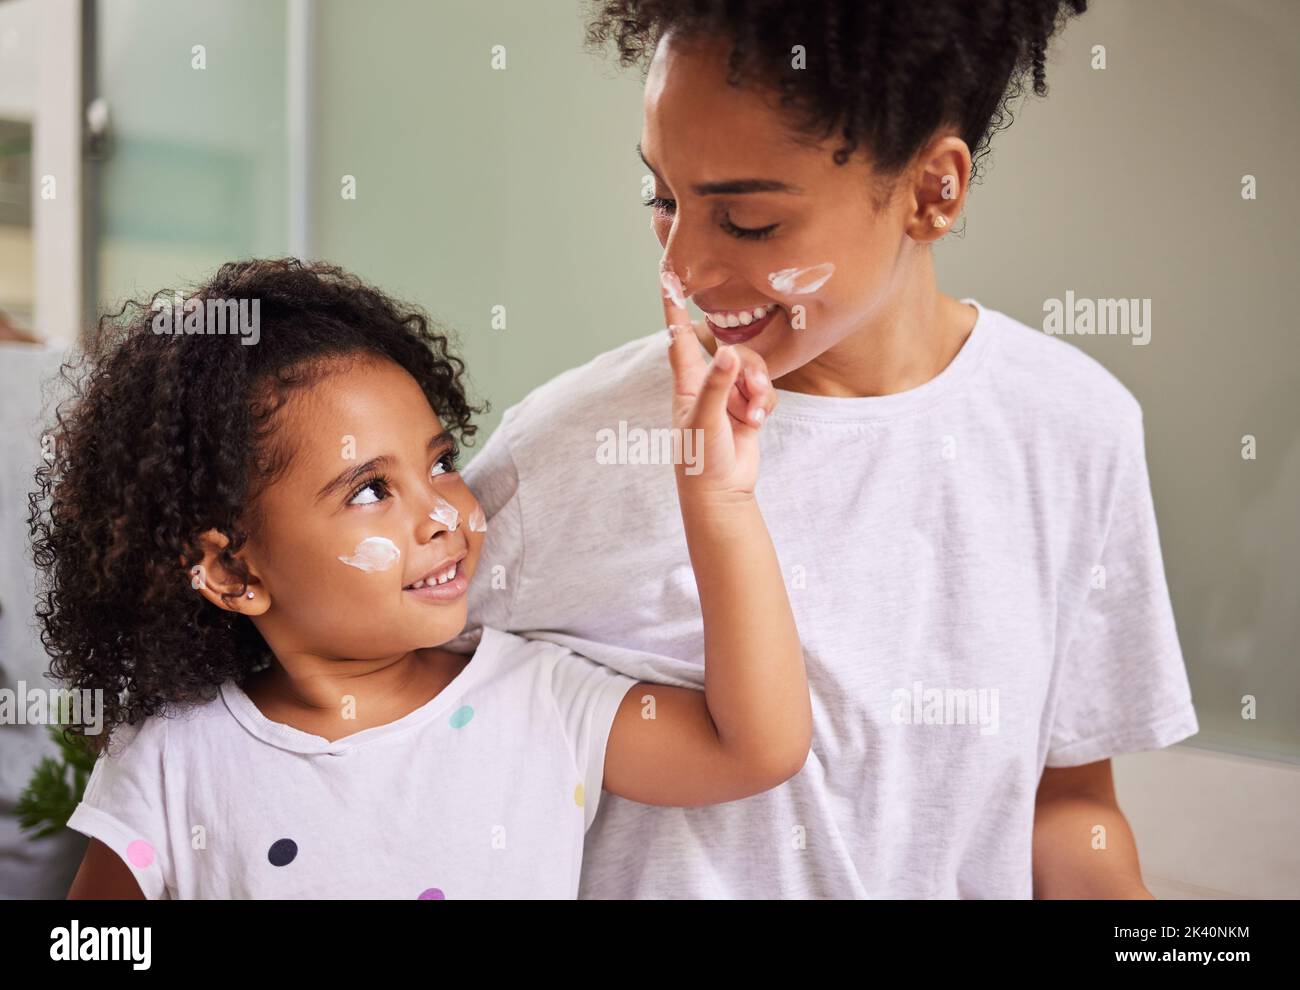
[337,536,401,572]
[467,506,488,533]
[767,262,835,295]
[429,495,459,532]
[660,268,687,308]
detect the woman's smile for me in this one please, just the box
[702,303,781,344]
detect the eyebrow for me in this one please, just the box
[637,142,803,196]
[316,433,456,502]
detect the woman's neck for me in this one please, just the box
[774,287,977,398]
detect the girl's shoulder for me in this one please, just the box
[473,626,576,680]
[97,686,231,761]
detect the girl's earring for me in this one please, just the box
[246,591,255,599]
[932,214,949,229]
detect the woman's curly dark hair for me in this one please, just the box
[27,258,484,754]
[586,0,1087,188]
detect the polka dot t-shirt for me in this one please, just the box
[65,627,638,898]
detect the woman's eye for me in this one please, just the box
[643,195,777,240]
[348,477,390,506]
[643,195,676,216]
[722,215,779,241]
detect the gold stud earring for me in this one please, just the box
[932,214,949,229]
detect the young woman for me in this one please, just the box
[447,0,1198,897]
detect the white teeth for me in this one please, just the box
[709,304,771,328]
[408,561,458,590]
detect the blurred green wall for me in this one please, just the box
[311,0,656,442]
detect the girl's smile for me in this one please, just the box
[402,552,470,601]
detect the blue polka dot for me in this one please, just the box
[449,705,474,729]
[268,838,297,866]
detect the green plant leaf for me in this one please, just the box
[13,725,96,840]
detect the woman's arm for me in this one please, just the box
[1032,759,1154,898]
[602,281,812,806]
[68,838,147,899]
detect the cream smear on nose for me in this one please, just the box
[429,495,460,531]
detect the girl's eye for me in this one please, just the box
[348,475,391,506]
[430,449,459,479]
[642,196,778,241]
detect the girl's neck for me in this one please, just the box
[242,646,469,742]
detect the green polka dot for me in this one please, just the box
[449,705,474,729]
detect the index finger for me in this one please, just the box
[660,268,692,330]
[661,268,707,406]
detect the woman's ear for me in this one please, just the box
[906,132,971,241]
[183,528,270,616]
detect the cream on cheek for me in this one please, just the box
[767,262,835,295]
[467,506,487,533]
[337,536,401,572]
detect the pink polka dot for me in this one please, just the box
[125,839,154,869]
[418,888,445,900]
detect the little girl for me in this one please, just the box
[30,258,809,899]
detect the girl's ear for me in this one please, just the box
[183,529,270,616]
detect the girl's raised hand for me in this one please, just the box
[661,271,777,501]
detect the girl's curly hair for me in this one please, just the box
[27,258,484,754]
[586,0,1087,188]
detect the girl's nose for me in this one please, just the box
[416,494,460,543]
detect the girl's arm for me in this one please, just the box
[602,284,812,807]
[68,838,147,899]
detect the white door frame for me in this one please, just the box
[32,0,83,347]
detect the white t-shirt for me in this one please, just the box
[448,297,1200,899]
[66,627,636,898]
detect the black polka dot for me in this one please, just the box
[267,838,297,867]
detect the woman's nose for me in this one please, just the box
[661,230,726,303]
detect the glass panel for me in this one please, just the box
[94,0,289,312]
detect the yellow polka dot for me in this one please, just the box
[574,783,585,807]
